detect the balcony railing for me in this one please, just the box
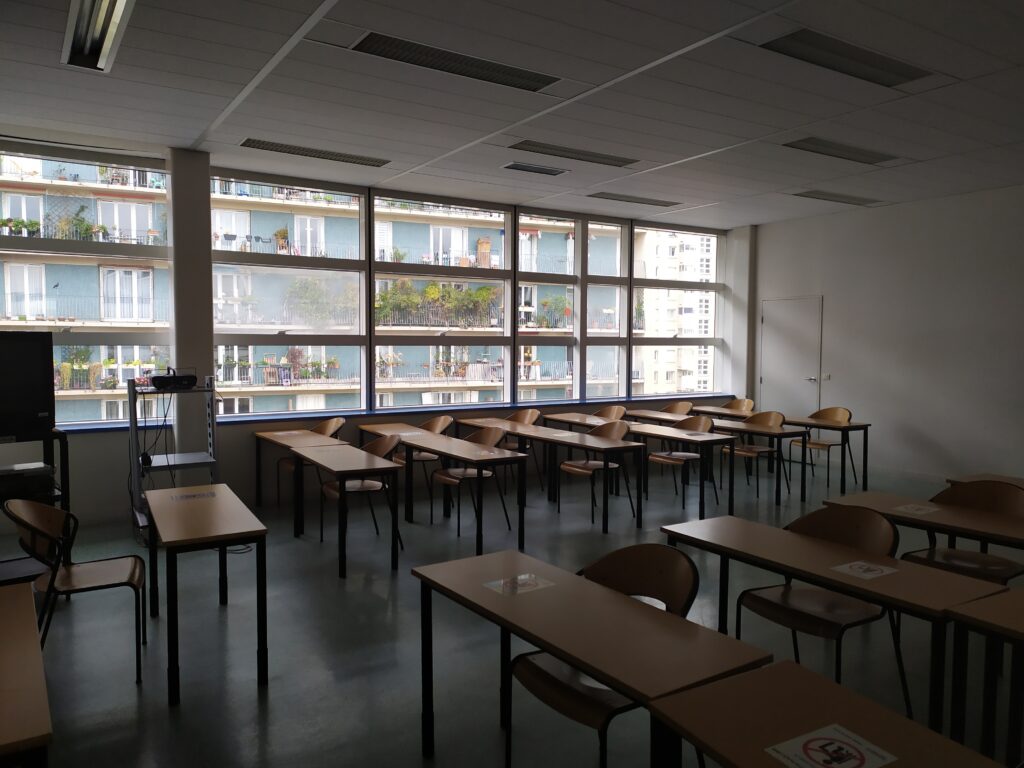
[375,306,503,330]
[212,235,358,260]
[375,360,505,384]
[376,249,503,269]
[213,303,359,329]
[517,360,573,381]
[54,364,162,392]
[0,160,166,190]
[211,180,358,208]
[215,363,359,387]
[0,224,166,246]
[517,310,572,330]
[3,295,170,323]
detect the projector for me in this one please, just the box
[150,368,197,391]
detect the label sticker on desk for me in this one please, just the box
[767,723,896,768]
[484,573,554,595]
[830,561,897,580]
[170,491,216,502]
[892,503,939,516]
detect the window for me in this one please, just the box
[103,398,158,421]
[211,209,250,251]
[218,397,252,415]
[430,226,469,267]
[586,346,622,399]
[1,156,42,177]
[4,263,45,317]
[101,267,153,321]
[294,215,325,257]
[519,214,573,275]
[375,196,505,269]
[212,269,253,325]
[97,201,153,243]
[587,223,623,277]
[586,285,624,336]
[2,194,43,235]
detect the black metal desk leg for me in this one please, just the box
[293,455,304,538]
[718,555,730,635]
[928,620,947,732]
[981,634,1000,757]
[500,627,511,729]
[218,546,228,605]
[421,581,435,758]
[634,448,644,528]
[650,714,682,768]
[862,427,869,490]
[729,443,735,516]
[602,455,610,534]
[338,482,349,579]
[255,438,263,507]
[698,445,706,521]
[950,623,968,743]
[1007,640,1024,767]
[517,460,525,551]
[167,549,180,706]
[475,468,484,556]
[800,431,807,502]
[774,436,783,506]
[404,445,415,524]
[389,469,399,571]
[148,512,159,618]
[256,537,268,687]
[840,430,848,494]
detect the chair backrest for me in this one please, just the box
[786,506,897,556]
[313,417,345,437]
[466,427,506,448]
[662,401,693,415]
[362,434,401,459]
[594,405,626,420]
[507,408,541,425]
[931,480,1024,518]
[3,499,68,568]
[671,415,712,432]
[581,543,700,616]
[744,410,784,427]
[419,415,453,434]
[724,398,754,411]
[811,406,852,423]
[588,420,629,440]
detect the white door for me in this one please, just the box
[759,296,822,419]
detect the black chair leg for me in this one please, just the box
[598,726,608,768]
[134,588,142,684]
[493,475,512,531]
[590,474,597,523]
[39,589,58,648]
[622,466,635,518]
[791,630,800,663]
[367,494,380,536]
[834,635,843,683]
[848,441,859,485]
[141,587,147,644]
[319,490,325,542]
[888,610,913,718]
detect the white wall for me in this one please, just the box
[755,183,1024,483]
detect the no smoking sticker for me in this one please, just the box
[830,561,897,580]
[767,724,896,768]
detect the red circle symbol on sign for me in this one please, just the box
[801,737,866,767]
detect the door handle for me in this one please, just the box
[805,377,818,382]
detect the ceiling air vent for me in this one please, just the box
[352,33,558,92]
[503,162,566,176]
[792,190,885,206]
[240,138,389,167]
[509,140,637,168]
[588,192,678,207]
[784,137,898,165]
[761,29,930,87]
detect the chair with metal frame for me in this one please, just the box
[557,421,635,522]
[718,411,788,499]
[722,398,754,412]
[504,543,700,768]
[786,406,857,488]
[319,434,404,549]
[276,416,345,504]
[431,427,511,537]
[498,409,544,490]
[661,400,693,416]
[3,499,147,683]
[392,415,454,516]
[736,505,912,717]
[593,405,626,420]
[647,415,718,510]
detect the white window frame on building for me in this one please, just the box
[213,270,252,325]
[430,225,469,267]
[101,266,154,322]
[2,193,44,234]
[97,200,153,243]
[1,156,42,177]
[293,215,325,257]
[104,397,158,421]
[211,209,250,251]
[218,397,252,415]
[4,262,45,318]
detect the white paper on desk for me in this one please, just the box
[767,723,896,768]
[830,561,897,580]
[484,573,554,595]
[893,503,939,516]
[171,491,216,502]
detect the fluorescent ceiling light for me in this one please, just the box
[61,0,136,73]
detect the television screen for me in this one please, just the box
[0,331,55,442]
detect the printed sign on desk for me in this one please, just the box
[484,573,554,595]
[830,561,898,580]
[893,503,939,516]
[767,723,896,768]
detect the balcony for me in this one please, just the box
[215,362,359,388]
[2,295,170,325]
[375,306,503,332]
[517,360,573,381]
[211,180,358,210]
[0,222,166,247]
[375,359,505,386]
[54,362,163,393]
[212,234,358,260]
[214,302,359,331]
[0,158,166,191]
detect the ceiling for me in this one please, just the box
[3,0,1024,228]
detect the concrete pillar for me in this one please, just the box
[720,225,755,398]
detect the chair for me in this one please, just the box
[276,417,345,504]
[505,544,700,768]
[661,401,693,415]
[648,415,718,511]
[320,435,403,549]
[593,405,626,420]
[393,415,453,502]
[557,421,635,522]
[432,427,511,536]
[3,499,146,683]
[787,407,857,488]
[499,409,544,490]
[901,480,1024,584]
[719,411,788,499]
[736,506,912,716]
[722,398,754,412]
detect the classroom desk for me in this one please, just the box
[950,590,1024,764]
[0,584,51,767]
[291,444,400,578]
[412,550,772,761]
[784,416,871,493]
[825,490,1024,551]
[146,484,268,707]
[691,405,753,420]
[625,408,691,425]
[661,516,1005,732]
[648,661,999,768]
[0,557,48,588]
[948,473,1024,490]
[458,417,645,532]
[622,421,736,519]
[542,411,612,430]
[710,419,809,505]
[253,429,347,508]
[361,424,526,555]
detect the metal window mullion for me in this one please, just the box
[576,218,587,402]
[633,277,723,291]
[365,188,375,412]
[510,207,519,406]
[626,219,635,399]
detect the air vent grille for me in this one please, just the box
[503,162,566,176]
[762,29,930,87]
[588,192,678,207]
[353,33,558,92]
[792,190,885,206]
[784,137,898,165]
[509,140,637,168]
[240,138,389,167]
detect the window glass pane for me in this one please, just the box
[586,284,625,337]
[632,288,715,337]
[517,345,574,400]
[53,344,172,423]
[374,345,507,407]
[516,283,574,336]
[518,214,574,275]
[373,197,505,269]
[585,346,624,399]
[633,227,717,282]
[587,222,622,277]
[374,275,505,335]
[631,345,714,395]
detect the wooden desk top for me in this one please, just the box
[624,421,735,445]
[948,473,1024,490]
[948,590,1024,641]
[826,491,1024,548]
[624,409,682,424]
[784,416,871,430]
[458,417,643,452]
[544,412,611,428]
[0,584,51,756]
[414,551,771,703]
[662,517,1004,618]
[147,484,266,547]
[292,444,400,476]
[649,661,999,768]
[407,431,525,464]
[691,405,752,420]
[711,419,808,438]
[358,422,431,438]
[254,430,347,449]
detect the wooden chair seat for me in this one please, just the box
[901,548,1024,584]
[35,556,145,594]
[740,584,883,640]
[434,467,494,486]
[649,451,700,466]
[560,459,620,477]
[512,651,633,731]
[323,478,384,497]
[721,444,774,458]
[393,450,440,465]
[789,436,839,450]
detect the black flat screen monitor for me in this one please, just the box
[0,331,55,442]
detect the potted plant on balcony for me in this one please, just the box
[59,362,72,390]
[274,227,289,253]
[310,360,324,379]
